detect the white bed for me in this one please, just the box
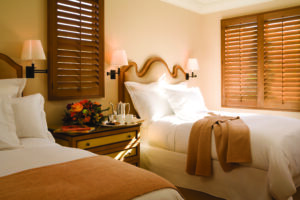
[0,138,182,200]
[118,56,300,200]
[142,113,300,200]
[0,53,183,200]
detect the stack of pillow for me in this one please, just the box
[125,81,207,122]
[0,78,54,150]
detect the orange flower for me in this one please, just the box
[71,103,83,112]
[70,112,76,117]
[83,116,91,123]
[94,102,101,105]
[80,99,89,104]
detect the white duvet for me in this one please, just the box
[147,112,300,200]
[0,138,182,200]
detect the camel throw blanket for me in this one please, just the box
[186,114,252,176]
[0,156,178,200]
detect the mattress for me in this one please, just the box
[0,138,183,200]
[145,112,300,200]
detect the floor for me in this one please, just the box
[178,187,300,200]
[294,189,300,200]
[178,187,223,200]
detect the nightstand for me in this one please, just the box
[50,124,141,166]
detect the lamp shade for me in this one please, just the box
[21,40,46,61]
[187,58,199,71]
[111,50,128,67]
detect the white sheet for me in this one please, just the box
[146,112,300,200]
[0,138,183,200]
[0,138,95,177]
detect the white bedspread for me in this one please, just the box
[0,138,182,200]
[147,112,300,200]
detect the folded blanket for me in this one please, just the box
[0,156,179,200]
[186,114,251,176]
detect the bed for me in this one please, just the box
[0,53,183,200]
[118,56,300,200]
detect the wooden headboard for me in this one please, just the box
[0,53,23,78]
[118,56,186,115]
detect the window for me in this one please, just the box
[48,0,104,100]
[221,6,300,111]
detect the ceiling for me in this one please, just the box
[160,0,274,14]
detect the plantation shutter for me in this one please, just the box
[221,17,258,108]
[48,0,104,100]
[222,6,300,111]
[263,8,300,111]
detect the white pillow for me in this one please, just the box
[125,81,174,121]
[164,87,208,120]
[160,81,187,90]
[12,93,53,141]
[0,78,26,97]
[0,97,20,149]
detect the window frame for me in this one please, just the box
[221,6,300,112]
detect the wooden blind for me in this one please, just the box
[222,18,258,108]
[264,8,300,110]
[221,6,300,111]
[48,0,104,100]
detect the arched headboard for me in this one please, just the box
[0,53,23,78]
[118,56,186,115]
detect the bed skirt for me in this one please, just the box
[141,144,274,200]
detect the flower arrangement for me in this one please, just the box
[63,99,109,126]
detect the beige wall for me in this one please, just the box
[195,0,300,119]
[0,0,203,126]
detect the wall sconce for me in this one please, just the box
[21,40,47,78]
[107,50,128,79]
[185,58,199,80]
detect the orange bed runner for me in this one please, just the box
[186,114,252,176]
[0,156,178,200]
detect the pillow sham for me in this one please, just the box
[0,78,26,97]
[0,97,20,149]
[164,87,208,120]
[12,93,53,141]
[125,81,176,121]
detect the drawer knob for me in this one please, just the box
[86,142,90,146]
[127,135,132,139]
[127,149,132,156]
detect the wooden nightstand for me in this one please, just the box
[50,124,141,166]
